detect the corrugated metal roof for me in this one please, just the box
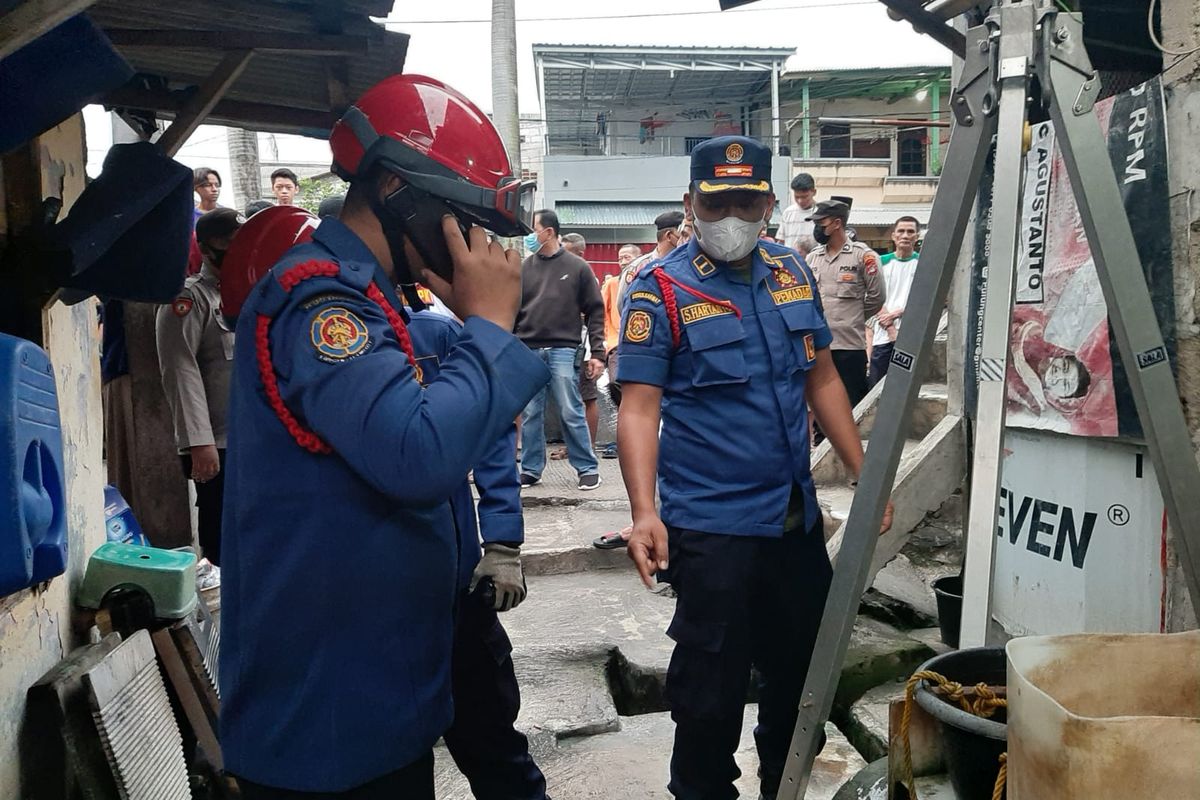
[556,201,782,227]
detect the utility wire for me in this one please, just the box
[385,1,879,25]
[1147,0,1200,58]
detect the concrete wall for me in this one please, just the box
[0,115,107,796]
[1162,0,1200,630]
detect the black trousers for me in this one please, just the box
[444,590,547,800]
[179,448,225,565]
[662,517,832,800]
[831,349,869,409]
[868,341,895,389]
[236,752,434,799]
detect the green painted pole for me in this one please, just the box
[930,79,942,174]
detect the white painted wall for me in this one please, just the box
[0,115,107,797]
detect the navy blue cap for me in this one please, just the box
[689,136,772,194]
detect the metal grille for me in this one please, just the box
[86,631,190,800]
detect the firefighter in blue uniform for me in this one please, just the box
[405,302,549,799]
[219,75,548,799]
[615,136,894,800]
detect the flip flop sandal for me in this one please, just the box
[593,531,629,549]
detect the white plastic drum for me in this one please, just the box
[1007,631,1200,798]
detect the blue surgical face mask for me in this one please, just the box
[524,231,542,253]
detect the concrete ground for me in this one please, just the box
[439,441,956,798]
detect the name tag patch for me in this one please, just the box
[629,290,663,305]
[771,286,813,305]
[680,302,734,324]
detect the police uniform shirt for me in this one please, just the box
[806,239,886,351]
[616,237,832,537]
[407,308,523,591]
[219,218,550,792]
[155,263,234,453]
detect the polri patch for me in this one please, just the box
[172,297,193,317]
[624,310,653,343]
[629,290,663,305]
[310,306,371,362]
[680,302,733,324]
[864,252,880,275]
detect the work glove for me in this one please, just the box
[470,543,527,612]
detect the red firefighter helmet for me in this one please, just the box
[220,205,319,324]
[328,74,535,237]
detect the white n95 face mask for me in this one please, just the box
[694,214,763,262]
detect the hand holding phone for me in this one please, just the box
[421,217,521,331]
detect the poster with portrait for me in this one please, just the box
[967,78,1173,438]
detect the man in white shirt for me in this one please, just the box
[775,172,816,251]
[868,215,921,386]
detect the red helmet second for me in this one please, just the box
[329,74,535,236]
[220,205,319,325]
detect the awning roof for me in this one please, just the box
[780,65,951,103]
[556,200,781,228]
[82,0,408,137]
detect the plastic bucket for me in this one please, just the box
[932,574,963,648]
[1007,631,1200,799]
[913,647,1007,800]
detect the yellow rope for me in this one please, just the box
[993,753,1009,800]
[899,669,1009,800]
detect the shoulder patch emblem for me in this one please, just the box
[680,302,734,325]
[172,297,193,317]
[772,266,798,288]
[629,290,663,305]
[864,252,880,275]
[804,333,816,362]
[311,306,371,362]
[624,310,653,343]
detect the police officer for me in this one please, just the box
[156,207,241,568]
[804,199,885,408]
[219,75,550,799]
[405,304,549,799]
[616,136,893,800]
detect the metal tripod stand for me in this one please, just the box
[777,1,1200,796]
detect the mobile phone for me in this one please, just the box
[383,184,470,283]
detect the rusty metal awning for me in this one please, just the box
[89,0,407,139]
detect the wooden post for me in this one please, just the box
[157,50,254,157]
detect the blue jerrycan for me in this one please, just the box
[0,333,67,596]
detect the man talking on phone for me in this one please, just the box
[219,75,550,799]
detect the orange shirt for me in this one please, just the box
[601,275,621,354]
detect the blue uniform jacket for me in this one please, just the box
[407,308,523,589]
[615,237,832,537]
[218,219,550,792]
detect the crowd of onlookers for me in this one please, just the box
[108,164,926,578]
[102,165,326,589]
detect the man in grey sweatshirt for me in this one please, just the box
[515,209,606,490]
